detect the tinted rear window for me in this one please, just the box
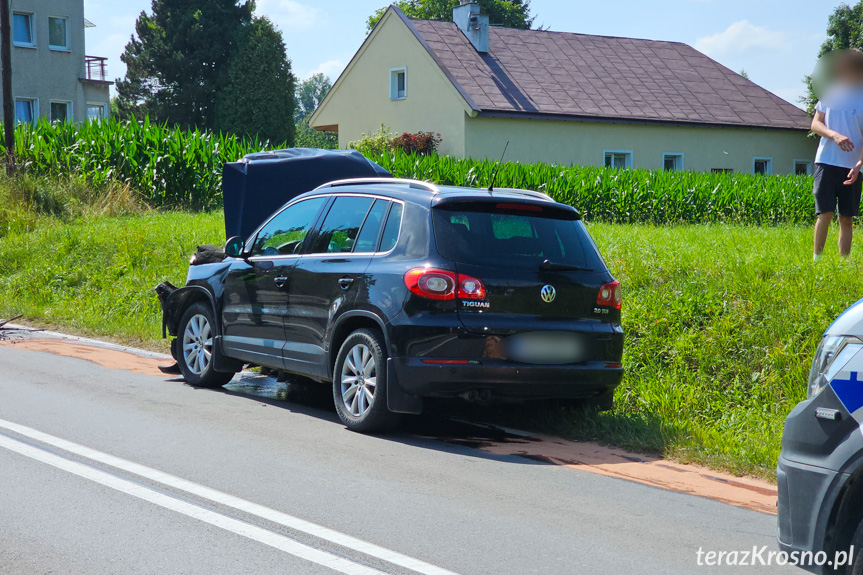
[432,205,597,270]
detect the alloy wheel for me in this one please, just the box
[340,343,376,417]
[182,314,213,376]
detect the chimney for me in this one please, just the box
[453,0,489,53]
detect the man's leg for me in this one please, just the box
[837,169,861,258]
[815,212,834,256]
[839,216,854,257]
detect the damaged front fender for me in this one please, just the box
[154,282,218,340]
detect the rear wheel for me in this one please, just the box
[177,302,235,388]
[333,329,401,433]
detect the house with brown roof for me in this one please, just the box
[310,2,816,175]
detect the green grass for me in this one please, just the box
[558,223,849,478]
[0,211,225,346]
[0,201,853,479]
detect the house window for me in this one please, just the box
[663,153,684,172]
[50,101,72,123]
[390,67,407,100]
[15,99,37,124]
[753,157,773,175]
[48,16,69,50]
[87,104,105,120]
[604,150,633,170]
[794,160,813,176]
[13,13,34,47]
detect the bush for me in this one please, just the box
[347,124,394,156]
[390,131,442,155]
[294,119,338,149]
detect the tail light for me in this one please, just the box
[404,268,456,300]
[458,275,486,300]
[597,280,621,309]
[495,202,543,212]
[405,268,486,301]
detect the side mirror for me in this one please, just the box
[225,236,246,258]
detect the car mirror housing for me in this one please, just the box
[225,236,246,258]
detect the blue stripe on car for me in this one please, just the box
[831,372,863,414]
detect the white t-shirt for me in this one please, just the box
[815,86,863,170]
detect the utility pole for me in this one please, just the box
[0,0,14,175]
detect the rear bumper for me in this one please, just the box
[390,357,623,399]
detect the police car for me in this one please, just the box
[778,299,863,573]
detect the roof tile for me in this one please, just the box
[406,18,809,130]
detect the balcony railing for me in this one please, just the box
[84,56,108,82]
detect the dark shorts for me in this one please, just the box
[814,163,863,217]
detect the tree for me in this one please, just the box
[367,0,533,32]
[116,0,254,129]
[294,119,338,149]
[215,17,296,144]
[294,73,332,122]
[803,2,863,114]
[293,73,337,148]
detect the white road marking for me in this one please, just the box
[0,418,462,575]
[0,432,385,575]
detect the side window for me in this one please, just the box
[379,203,404,253]
[251,197,326,257]
[354,199,390,253]
[311,196,375,254]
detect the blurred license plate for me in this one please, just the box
[506,333,584,364]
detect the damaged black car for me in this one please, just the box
[157,148,624,432]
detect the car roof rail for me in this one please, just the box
[315,178,439,194]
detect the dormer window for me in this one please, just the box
[390,67,406,100]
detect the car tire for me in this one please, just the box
[333,329,401,433]
[177,302,235,389]
[845,520,863,574]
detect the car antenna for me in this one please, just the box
[488,141,509,193]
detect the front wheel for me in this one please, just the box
[333,329,401,433]
[177,302,236,388]
[845,520,863,574]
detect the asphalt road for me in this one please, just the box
[0,345,793,575]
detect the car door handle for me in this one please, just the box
[338,277,354,290]
[274,276,288,288]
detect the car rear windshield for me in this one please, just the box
[432,203,599,270]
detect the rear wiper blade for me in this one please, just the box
[540,259,592,272]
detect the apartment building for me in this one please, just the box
[10,0,111,123]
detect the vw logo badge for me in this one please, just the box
[540,285,556,303]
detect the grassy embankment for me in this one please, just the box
[0,120,827,478]
[0,174,845,480]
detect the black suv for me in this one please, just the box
[160,178,624,432]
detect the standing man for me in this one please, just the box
[811,49,863,260]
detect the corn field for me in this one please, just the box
[5,119,276,210]
[3,119,815,223]
[366,150,817,225]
